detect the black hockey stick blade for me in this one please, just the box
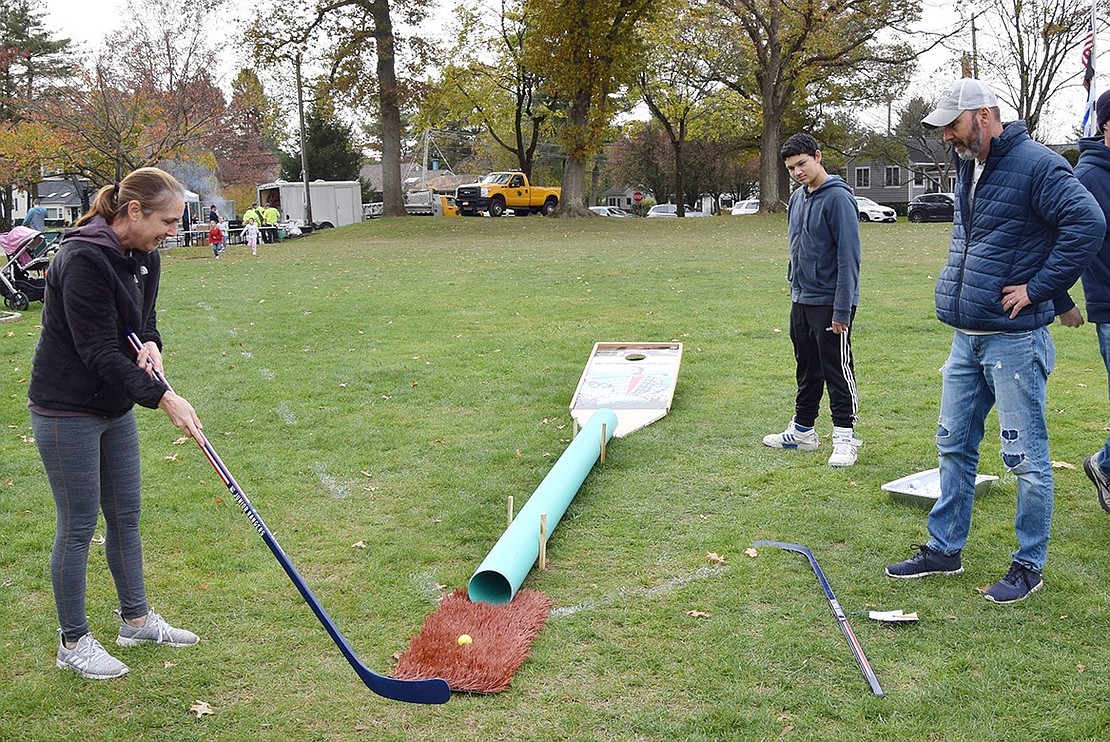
[754,539,885,698]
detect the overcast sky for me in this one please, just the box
[44,0,1100,142]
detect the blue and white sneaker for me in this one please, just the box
[763,419,819,451]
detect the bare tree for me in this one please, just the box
[420,2,552,179]
[977,0,1101,138]
[637,8,719,216]
[254,0,431,217]
[34,0,224,183]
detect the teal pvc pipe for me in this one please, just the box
[468,408,618,604]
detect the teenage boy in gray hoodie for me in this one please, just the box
[763,132,862,467]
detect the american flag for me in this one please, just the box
[1083,24,1094,92]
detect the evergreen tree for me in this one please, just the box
[280,106,362,182]
[0,0,73,228]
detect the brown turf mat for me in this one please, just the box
[393,588,553,693]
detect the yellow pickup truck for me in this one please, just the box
[455,172,561,217]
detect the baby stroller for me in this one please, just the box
[1,226,54,311]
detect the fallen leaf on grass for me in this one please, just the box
[1051,460,1076,470]
[189,700,214,718]
[687,610,710,618]
[3,479,12,486]
[164,454,178,462]
[173,436,189,446]
[163,660,176,669]
[744,547,759,558]
[780,725,794,736]
[91,534,105,545]
[352,541,367,549]
[1078,663,1087,673]
[706,552,727,566]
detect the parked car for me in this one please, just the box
[730,199,760,216]
[645,203,711,218]
[589,205,636,218]
[855,196,897,223]
[907,192,956,222]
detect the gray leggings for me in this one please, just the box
[32,410,148,643]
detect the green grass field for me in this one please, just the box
[2,215,1109,741]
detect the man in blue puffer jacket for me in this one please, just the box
[886,78,1105,604]
[1078,91,1110,515]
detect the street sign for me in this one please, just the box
[632,191,643,203]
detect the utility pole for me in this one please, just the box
[971,14,979,78]
[295,51,313,227]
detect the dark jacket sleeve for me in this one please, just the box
[62,252,167,409]
[1024,160,1106,304]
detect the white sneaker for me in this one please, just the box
[763,419,819,451]
[828,426,862,467]
[56,631,130,679]
[117,610,199,648]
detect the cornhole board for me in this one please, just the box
[569,342,683,438]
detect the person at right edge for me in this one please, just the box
[885,79,1105,604]
[1077,90,1110,515]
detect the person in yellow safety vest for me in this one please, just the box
[262,204,280,243]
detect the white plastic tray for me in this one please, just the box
[882,467,997,507]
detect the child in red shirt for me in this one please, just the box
[208,220,224,258]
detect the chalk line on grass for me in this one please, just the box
[259,368,275,380]
[412,571,449,603]
[275,402,296,425]
[550,565,725,619]
[311,463,350,500]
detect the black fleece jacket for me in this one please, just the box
[28,216,167,416]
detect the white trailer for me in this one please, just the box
[257,180,363,228]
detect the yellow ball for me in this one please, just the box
[457,634,473,646]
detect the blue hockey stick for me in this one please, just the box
[754,539,885,698]
[128,332,450,704]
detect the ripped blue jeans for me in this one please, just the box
[927,328,1055,570]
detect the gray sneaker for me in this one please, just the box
[56,632,130,679]
[1083,453,1110,514]
[117,610,199,648]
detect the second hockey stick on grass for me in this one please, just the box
[754,539,885,698]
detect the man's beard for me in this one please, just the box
[954,117,983,161]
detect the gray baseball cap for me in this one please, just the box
[922,78,999,129]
